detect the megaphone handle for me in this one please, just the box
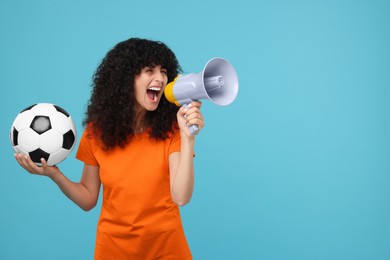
[188,124,199,135]
[183,104,199,135]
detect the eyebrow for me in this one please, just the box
[145,65,167,70]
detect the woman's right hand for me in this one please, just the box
[14,153,60,179]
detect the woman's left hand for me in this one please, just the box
[177,101,204,138]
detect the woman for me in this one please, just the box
[15,38,204,259]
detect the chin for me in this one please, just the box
[145,103,160,111]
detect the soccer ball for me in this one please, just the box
[10,103,77,166]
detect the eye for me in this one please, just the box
[161,69,168,75]
[144,67,154,73]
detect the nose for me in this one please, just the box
[154,71,165,85]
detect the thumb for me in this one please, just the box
[39,158,55,175]
[40,158,48,167]
[40,158,59,172]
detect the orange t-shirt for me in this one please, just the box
[76,128,192,260]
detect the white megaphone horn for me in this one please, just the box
[164,57,239,135]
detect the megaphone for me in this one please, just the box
[164,57,239,135]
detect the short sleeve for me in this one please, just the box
[76,130,99,166]
[168,129,181,155]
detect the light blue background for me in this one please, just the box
[1,0,389,259]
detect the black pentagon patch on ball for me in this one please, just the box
[54,105,70,117]
[12,127,19,146]
[30,116,51,134]
[21,104,37,113]
[29,149,50,164]
[63,130,75,149]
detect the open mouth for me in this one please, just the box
[147,87,162,102]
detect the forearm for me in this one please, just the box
[50,171,98,211]
[15,146,100,211]
[171,101,203,206]
[171,138,195,206]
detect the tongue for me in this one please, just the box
[147,90,157,101]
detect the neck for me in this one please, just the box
[134,107,147,133]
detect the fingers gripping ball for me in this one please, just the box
[10,103,77,166]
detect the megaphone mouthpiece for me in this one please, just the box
[164,77,180,106]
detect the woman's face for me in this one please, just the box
[133,65,168,112]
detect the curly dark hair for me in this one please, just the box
[83,38,182,150]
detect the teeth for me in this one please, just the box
[148,87,161,91]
